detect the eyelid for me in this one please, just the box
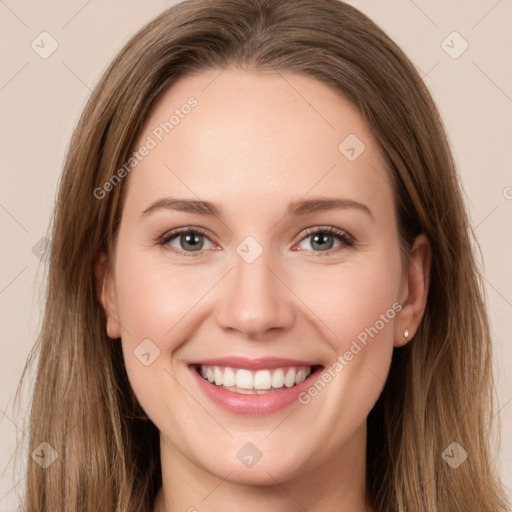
[158,225,212,241]
[157,226,219,257]
[291,225,354,253]
[295,225,353,242]
[158,225,355,257]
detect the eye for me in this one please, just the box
[158,225,354,257]
[158,227,217,257]
[294,226,354,255]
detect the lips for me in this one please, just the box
[188,357,323,415]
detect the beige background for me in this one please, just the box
[0,0,510,508]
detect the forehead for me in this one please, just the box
[124,68,392,219]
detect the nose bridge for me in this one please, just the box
[215,239,295,337]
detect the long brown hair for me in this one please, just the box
[17,0,508,510]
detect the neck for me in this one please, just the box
[153,423,370,512]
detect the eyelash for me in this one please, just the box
[157,225,355,258]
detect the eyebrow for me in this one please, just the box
[141,197,373,219]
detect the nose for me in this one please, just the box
[215,248,295,339]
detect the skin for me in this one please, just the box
[95,68,431,512]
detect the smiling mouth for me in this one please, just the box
[191,364,323,395]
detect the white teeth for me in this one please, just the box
[294,369,306,385]
[223,367,236,387]
[271,368,285,388]
[214,367,223,386]
[254,370,272,390]
[236,369,253,389]
[284,368,296,388]
[198,364,313,393]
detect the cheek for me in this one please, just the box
[291,255,401,439]
[293,252,402,349]
[293,249,402,405]
[112,251,205,403]
[341,265,400,350]
[112,252,209,431]
[114,252,209,351]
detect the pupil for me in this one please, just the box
[312,233,333,251]
[182,233,203,251]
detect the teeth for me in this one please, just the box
[284,368,295,388]
[198,365,313,393]
[235,369,253,389]
[214,367,223,386]
[223,367,236,387]
[271,368,285,388]
[294,369,306,385]
[254,370,272,390]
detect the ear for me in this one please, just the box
[94,251,121,339]
[395,234,431,347]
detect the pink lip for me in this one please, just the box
[188,364,323,416]
[188,356,318,370]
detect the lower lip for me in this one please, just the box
[189,366,322,415]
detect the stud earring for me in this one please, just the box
[404,328,409,339]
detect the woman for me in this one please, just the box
[18,0,508,510]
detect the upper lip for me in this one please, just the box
[188,357,322,370]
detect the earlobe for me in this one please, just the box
[395,234,431,347]
[93,252,121,339]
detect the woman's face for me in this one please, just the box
[99,68,423,485]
